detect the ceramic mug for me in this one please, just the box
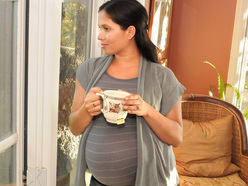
[96,90,130,125]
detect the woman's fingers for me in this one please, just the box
[84,87,103,116]
[91,87,104,94]
[122,94,147,116]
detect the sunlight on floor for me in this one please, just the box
[85,169,92,186]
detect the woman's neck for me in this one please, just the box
[107,51,140,79]
[113,45,140,64]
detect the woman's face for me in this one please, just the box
[98,10,130,55]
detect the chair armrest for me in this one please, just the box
[234,150,248,184]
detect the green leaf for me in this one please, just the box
[225,83,233,89]
[219,74,225,100]
[244,108,248,120]
[204,61,225,100]
[234,87,241,109]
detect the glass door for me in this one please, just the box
[57,1,93,185]
[57,0,109,185]
[0,0,26,185]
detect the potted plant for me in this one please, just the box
[204,61,248,119]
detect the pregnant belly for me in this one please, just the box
[85,120,137,185]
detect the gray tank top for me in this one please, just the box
[85,71,138,186]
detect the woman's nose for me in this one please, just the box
[97,31,105,40]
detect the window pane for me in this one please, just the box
[57,1,92,185]
[0,145,16,185]
[0,2,17,139]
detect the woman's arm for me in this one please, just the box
[69,79,103,136]
[122,95,183,147]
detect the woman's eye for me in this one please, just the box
[98,26,110,31]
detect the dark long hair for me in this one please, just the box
[99,0,158,63]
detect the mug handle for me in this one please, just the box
[96,93,107,113]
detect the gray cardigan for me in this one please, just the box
[75,55,185,186]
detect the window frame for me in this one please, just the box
[27,0,62,185]
[0,0,26,185]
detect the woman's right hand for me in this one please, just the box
[84,87,103,116]
[70,79,103,136]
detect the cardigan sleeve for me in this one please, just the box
[160,68,186,116]
[76,56,113,92]
[76,59,90,90]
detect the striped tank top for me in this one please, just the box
[85,71,138,185]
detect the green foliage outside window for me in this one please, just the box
[57,1,90,182]
[61,3,77,49]
[59,2,88,84]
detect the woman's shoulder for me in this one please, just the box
[76,55,113,88]
[146,61,174,77]
[77,55,112,71]
[82,55,112,66]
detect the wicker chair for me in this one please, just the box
[181,94,248,184]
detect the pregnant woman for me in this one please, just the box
[69,0,185,185]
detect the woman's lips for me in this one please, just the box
[101,43,108,48]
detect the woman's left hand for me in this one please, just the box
[122,92,183,146]
[121,94,150,116]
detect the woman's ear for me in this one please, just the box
[127,26,136,39]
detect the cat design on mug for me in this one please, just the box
[96,90,130,124]
[109,102,121,113]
